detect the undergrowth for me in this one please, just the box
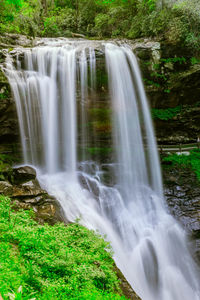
[152,106,182,120]
[163,149,200,181]
[0,196,126,299]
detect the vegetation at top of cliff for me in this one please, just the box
[0,195,126,299]
[1,0,200,53]
[163,149,200,181]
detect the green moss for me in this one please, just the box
[163,149,200,181]
[0,196,126,300]
[0,153,16,180]
[152,106,182,120]
[89,108,111,120]
[87,147,112,155]
[88,108,112,134]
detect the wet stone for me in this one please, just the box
[1,165,66,225]
[12,166,36,184]
[0,181,13,195]
[163,165,200,261]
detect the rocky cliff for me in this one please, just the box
[1,35,200,265]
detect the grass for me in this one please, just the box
[0,196,126,300]
[163,149,200,181]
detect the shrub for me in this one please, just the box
[93,13,111,37]
[42,8,76,37]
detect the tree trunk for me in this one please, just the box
[75,0,79,32]
[42,0,47,15]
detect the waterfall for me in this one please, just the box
[5,41,200,300]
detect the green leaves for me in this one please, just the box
[0,196,124,299]
[152,106,182,121]
[163,149,200,181]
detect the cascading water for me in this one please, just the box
[4,40,200,300]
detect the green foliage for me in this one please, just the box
[0,88,9,100]
[43,16,60,36]
[144,56,187,92]
[160,57,186,64]
[93,13,111,37]
[152,106,182,120]
[163,149,200,181]
[190,57,200,65]
[1,0,200,52]
[42,8,76,37]
[171,0,200,51]
[0,0,42,36]
[143,78,160,88]
[0,196,125,299]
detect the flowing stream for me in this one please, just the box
[4,40,200,300]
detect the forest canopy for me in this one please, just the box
[0,0,200,51]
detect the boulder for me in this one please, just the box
[12,181,45,198]
[0,165,66,225]
[12,197,65,225]
[11,166,36,184]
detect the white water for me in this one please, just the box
[5,41,200,300]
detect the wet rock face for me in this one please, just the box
[114,263,141,300]
[0,166,66,225]
[154,106,200,144]
[1,35,200,150]
[0,33,33,49]
[0,67,20,154]
[163,164,200,261]
[132,39,200,109]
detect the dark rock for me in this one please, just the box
[114,263,141,300]
[11,166,36,184]
[0,165,66,225]
[0,33,33,48]
[0,67,20,156]
[163,165,200,262]
[0,181,13,195]
[155,106,200,144]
